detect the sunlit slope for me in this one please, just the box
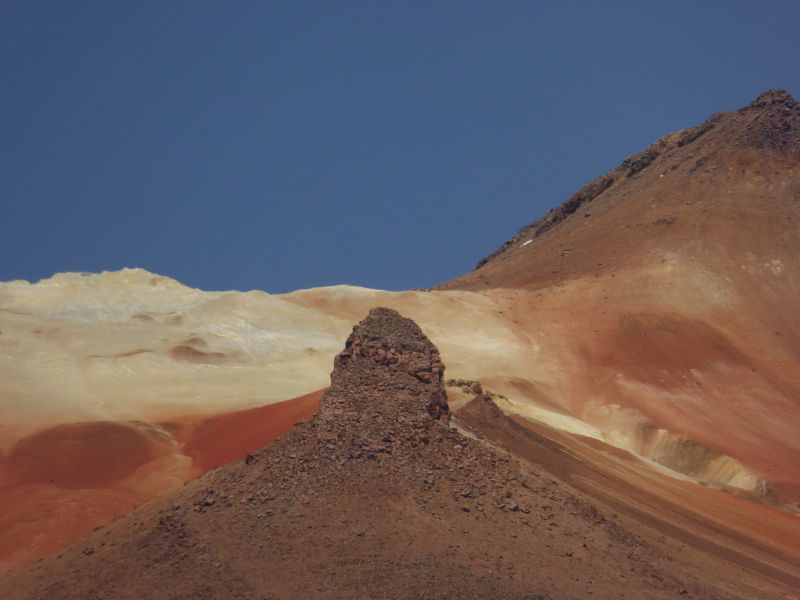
[0,269,525,440]
[0,269,337,572]
[2,266,788,502]
[0,269,343,438]
[442,90,800,505]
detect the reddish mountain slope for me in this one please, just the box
[0,391,319,575]
[441,90,800,507]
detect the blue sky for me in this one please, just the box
[2,1,798,292]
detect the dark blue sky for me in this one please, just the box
[2,1,798,292]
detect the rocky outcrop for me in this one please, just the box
[740,89,800,155]
[326,307,449,422]
[316,307,450,460]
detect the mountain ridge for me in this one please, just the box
[469,89,799,273]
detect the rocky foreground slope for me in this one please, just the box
[1,308,792,600]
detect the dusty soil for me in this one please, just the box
[1,309,794,599]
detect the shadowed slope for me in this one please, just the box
[458,394,800,590]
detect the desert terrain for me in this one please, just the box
[1,90,799,597]
[1,308,796,599]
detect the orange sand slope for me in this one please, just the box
[167,389,323,473]
[0,391,320,575]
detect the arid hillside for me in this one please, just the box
[443,89,800,505]
[1,308,794,600]
[1,91,799,595]
[0,268,552,572]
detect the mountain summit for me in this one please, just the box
[739,89,799,154]
[458,89,800,276]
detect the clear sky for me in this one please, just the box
[2,1,799,292]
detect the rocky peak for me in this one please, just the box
[336,307,439,359]
[742,89,798,112]
[318,307,449,441]
[739,89,800,155]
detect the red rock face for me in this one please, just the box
[5,421,167,489]
[170,390,323,473]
